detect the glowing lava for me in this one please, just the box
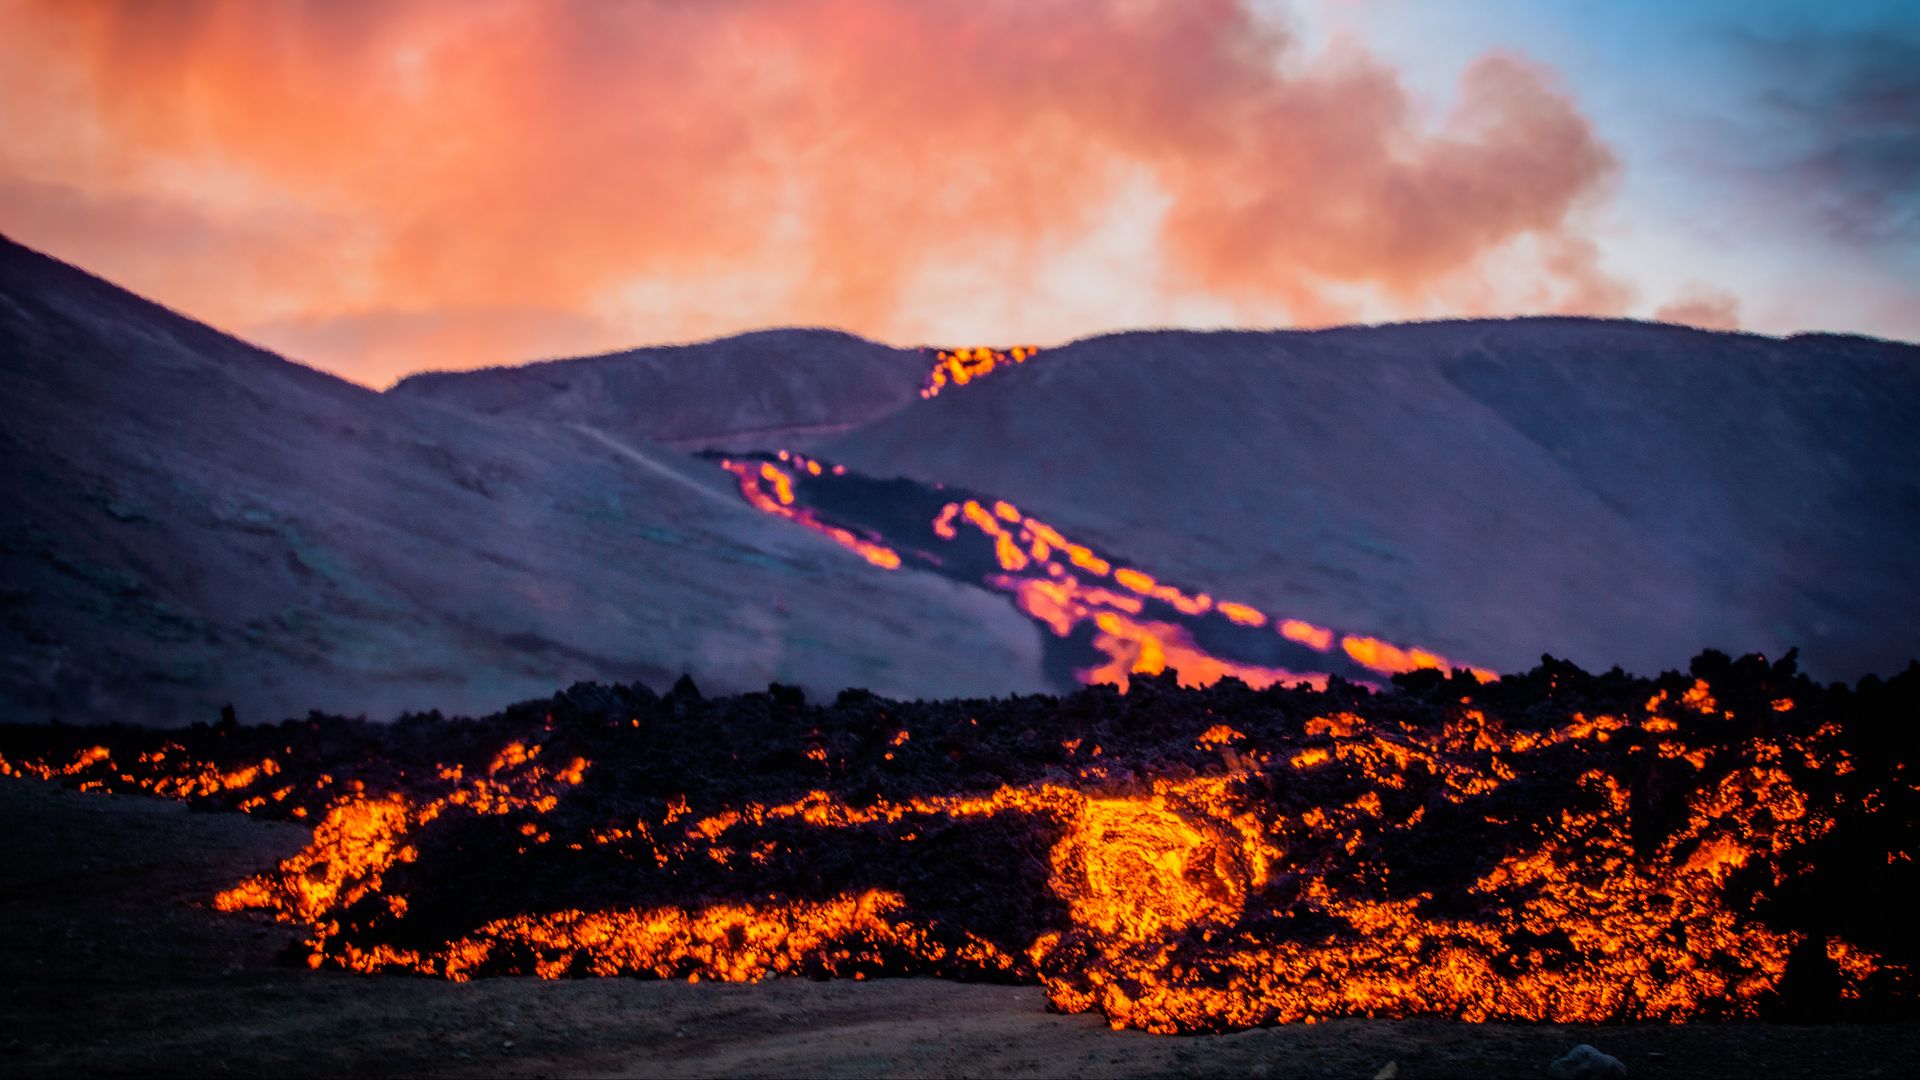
[920,345,1040,399]
[718,456,901,569]
[712,449,1496,693]
[8,651,1906,1033]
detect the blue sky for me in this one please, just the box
[1308,0,1920,338]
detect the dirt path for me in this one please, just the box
[0,778,1908,1078]
[569,423,748,514]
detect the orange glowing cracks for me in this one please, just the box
[719,457,902,569]
[920,346,1040,399]
[1051,796,1251,943]
[0,743,284,801]
[1216,602,1266,627]
[932,502,960,540]
[6,667,1898,1035]
[1279,619,1335,652]
[0,744,110,781]
[713,449,1498,693]
[1027,700,1878,1033]
[760,461,796,505]
[1340,634,1497,683]
[218,763,1061,983]
[217,742,593,932]
[1081,612,1326,693]
[378,891,942,983]
[930,498,1485,692]
[214,794,418,922]
[1195,724,1246,748]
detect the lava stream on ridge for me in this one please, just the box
[716,449,1495,693]
[919,345,1040,399]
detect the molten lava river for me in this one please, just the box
[3,654,1913,1032]
[715,447,1496,695]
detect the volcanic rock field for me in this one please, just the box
[2,232,1918,1052]
[4,649,1913,1032]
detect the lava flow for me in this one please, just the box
[2,651,1913,1032]
[919,345,1040,399]
[711,449,1495,693]
[717,453,901,569]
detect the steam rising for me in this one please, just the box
[0,0,1623,384]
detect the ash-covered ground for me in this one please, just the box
[3,650,1913,1035]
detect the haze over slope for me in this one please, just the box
[819,321,1920,680]
[8,231,1916,725]
[390,329,926,450]
[0,236,1045,726]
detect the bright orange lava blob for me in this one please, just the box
[1050,796,1250,943]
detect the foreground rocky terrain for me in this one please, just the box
[5,650,1912,1039]
[12,779,1911,1079]
[3,646,1915,1077]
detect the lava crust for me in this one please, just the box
[2,650,1913,1033]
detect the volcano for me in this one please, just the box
[5,230,1918,714]
[0,235,1045,727]
[2,234,1918,1074]
[813,323,1920,683]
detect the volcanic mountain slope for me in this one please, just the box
[390,327,927,450]
[814,322,1920,681]
[0,236,1046,726]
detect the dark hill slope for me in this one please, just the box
[389,328,926,449]
[0,237,1044,725]
[820,319,1920,680]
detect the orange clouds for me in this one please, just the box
[0,0,1624,384]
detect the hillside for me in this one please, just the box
[817,321,1920,679]
[8,230,1916,726]
[389,328,926,449]
[0,236,1046,725]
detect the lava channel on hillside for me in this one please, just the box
[715,449,1496,693]
[2,652,1913,1032]
[919,345,1041,399]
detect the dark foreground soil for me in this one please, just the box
[0,779,1910,1078]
